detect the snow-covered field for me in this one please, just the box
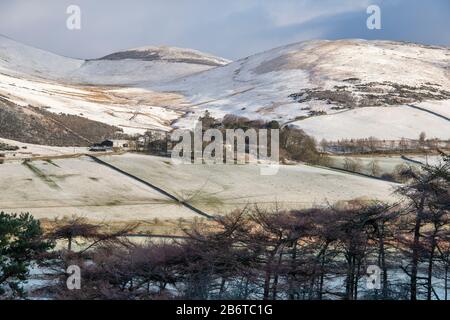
[0,153,398,221]
[415,100,450,119]
[290,105,450,141]
[99,153,398,214]
[0,137,88,159]
[0,156,197,221]
[329,154,444,176]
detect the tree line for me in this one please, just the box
[320,133,450,155]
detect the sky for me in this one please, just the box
[0,0,449,60]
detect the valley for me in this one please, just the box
[1,1,449,302]
[0,35,449,232]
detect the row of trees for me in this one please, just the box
[321,133,450,154]
[340,158,412,182]
[0,155,448,300]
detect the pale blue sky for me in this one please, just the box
[0,0,449,60]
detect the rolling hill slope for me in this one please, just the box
[0,35,229,85]
[0,34,82,80]
[0,36,449,143]
[0,35,229,138]
[68,46,230,86]
[158,39,450,140]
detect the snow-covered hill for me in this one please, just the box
[0,36,449,141]
[69,46,230,86]
[158,39,450,140]
[0,35,229,85]
[0,35,83,79]
[100,45,229,66]
[0,35,228,135]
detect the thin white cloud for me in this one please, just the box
[264,0,371,27]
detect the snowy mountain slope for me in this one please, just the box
[0,36,449,142]
[0,71,187,134]
[0,35,83,79]
[0,35,227,135]
[69,59,221,86]
[157,39,450,140]
[0,96,120,146]
[0,35,229,86]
